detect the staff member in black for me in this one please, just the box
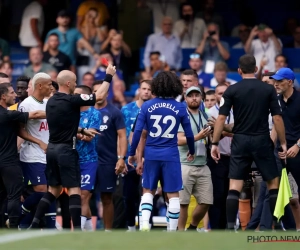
[211,54,287,231]
[30,64,116,230]
[271,68,300,231]
[0,83,47,228]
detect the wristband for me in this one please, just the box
[211,142,219,146]
[80,128,86,134]
[104,74,113,83]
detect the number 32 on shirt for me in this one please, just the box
[150,115,176,138]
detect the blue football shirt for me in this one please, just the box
[130,97,195,161]
[76,107,101,163]
[95,103,126,164]
[121,101,140,157]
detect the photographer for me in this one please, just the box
[195,23,230,73]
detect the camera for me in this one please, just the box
[209,31,216,36]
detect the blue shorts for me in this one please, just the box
[80,161,98,191]
[143,160,182,193]
[96,164,117,193]
[20,162,47,186]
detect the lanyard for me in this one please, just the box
[260,40,270,56]
[188,110,202,133]
[215,105,232,124]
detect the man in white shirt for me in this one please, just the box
[207,83,234,229]
[173,3,206,48]
[19,0,45,49]
[18,72,54,229]
[244,24,282,72]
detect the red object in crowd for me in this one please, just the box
[101,57,109,66]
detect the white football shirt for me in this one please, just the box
[19,96,48,163]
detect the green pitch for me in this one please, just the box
[1,230,300,250]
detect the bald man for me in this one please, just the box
[18,73,53,229]
[29,65,116,230]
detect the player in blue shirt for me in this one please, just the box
[128,71,195,232]
[74,86,101,231]
[121,79,152,231]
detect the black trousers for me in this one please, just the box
[207,153,230,229]
[0,163,23,228]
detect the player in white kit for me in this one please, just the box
[18,73,54,228]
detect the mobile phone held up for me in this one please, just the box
[203,124,211,130]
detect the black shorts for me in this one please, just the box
[229,134,279,181]
[46,143,80,188]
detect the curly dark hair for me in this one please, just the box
[151,71,183,98]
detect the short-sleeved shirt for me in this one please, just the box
[77,1,109,27]
[219,78,281,135]
[178,112,207,165]
[76,107,101,163]
[202,41,229,69]
[43,51,72,72]
[95,103,125,164]
[45,28,83,65]
[121,101,140,158]
[23,63,56,78]
[129,97,194,161]
[278,88,300,147]
[0,106,29,165]
[18,96,48,164]
[19,1,44,47]
[46,92,96,144]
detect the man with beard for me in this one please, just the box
[174,2,206,48]
[121,79,152,231]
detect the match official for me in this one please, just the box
[30,65,116,230]
[211,55,287,231]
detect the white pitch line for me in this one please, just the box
[0,230,60,245]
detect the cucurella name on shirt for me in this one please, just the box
[147,102,179,115]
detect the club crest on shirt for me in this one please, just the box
[83,118,88,124]
[80,94,93,101]
[103,115,109,123]
[220,97,225,107]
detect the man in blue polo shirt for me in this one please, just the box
[44,10,98,67]
[271,68,300,232]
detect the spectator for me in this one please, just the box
[196,0,223,35]
[188,53,211,87]
[23,47,56,78]
[82,72,95,88]
[0,61,13,82]
[233,25,250,49]
[173,2,206,48]
[275,54,288,70]
[143,17,182,74]
[205,62,236,91]
[0,73,9,84]
[43,33,73,73]
[44,10,99,67]
[101,31,132,89]
[91,53,126,107]
[0,38,10,62]
[144,0,180,34]
[47,70,58,81]
[196,23,230,73]
[244,24,282,72]
[77,0,109,29]
[286,26,300,48]
[204,89,216,109]
[19,0,46,50]
[79,8,107,54]
[142,51,170,78]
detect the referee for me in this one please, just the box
[30,65,116,230]
[211,54,287,231]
